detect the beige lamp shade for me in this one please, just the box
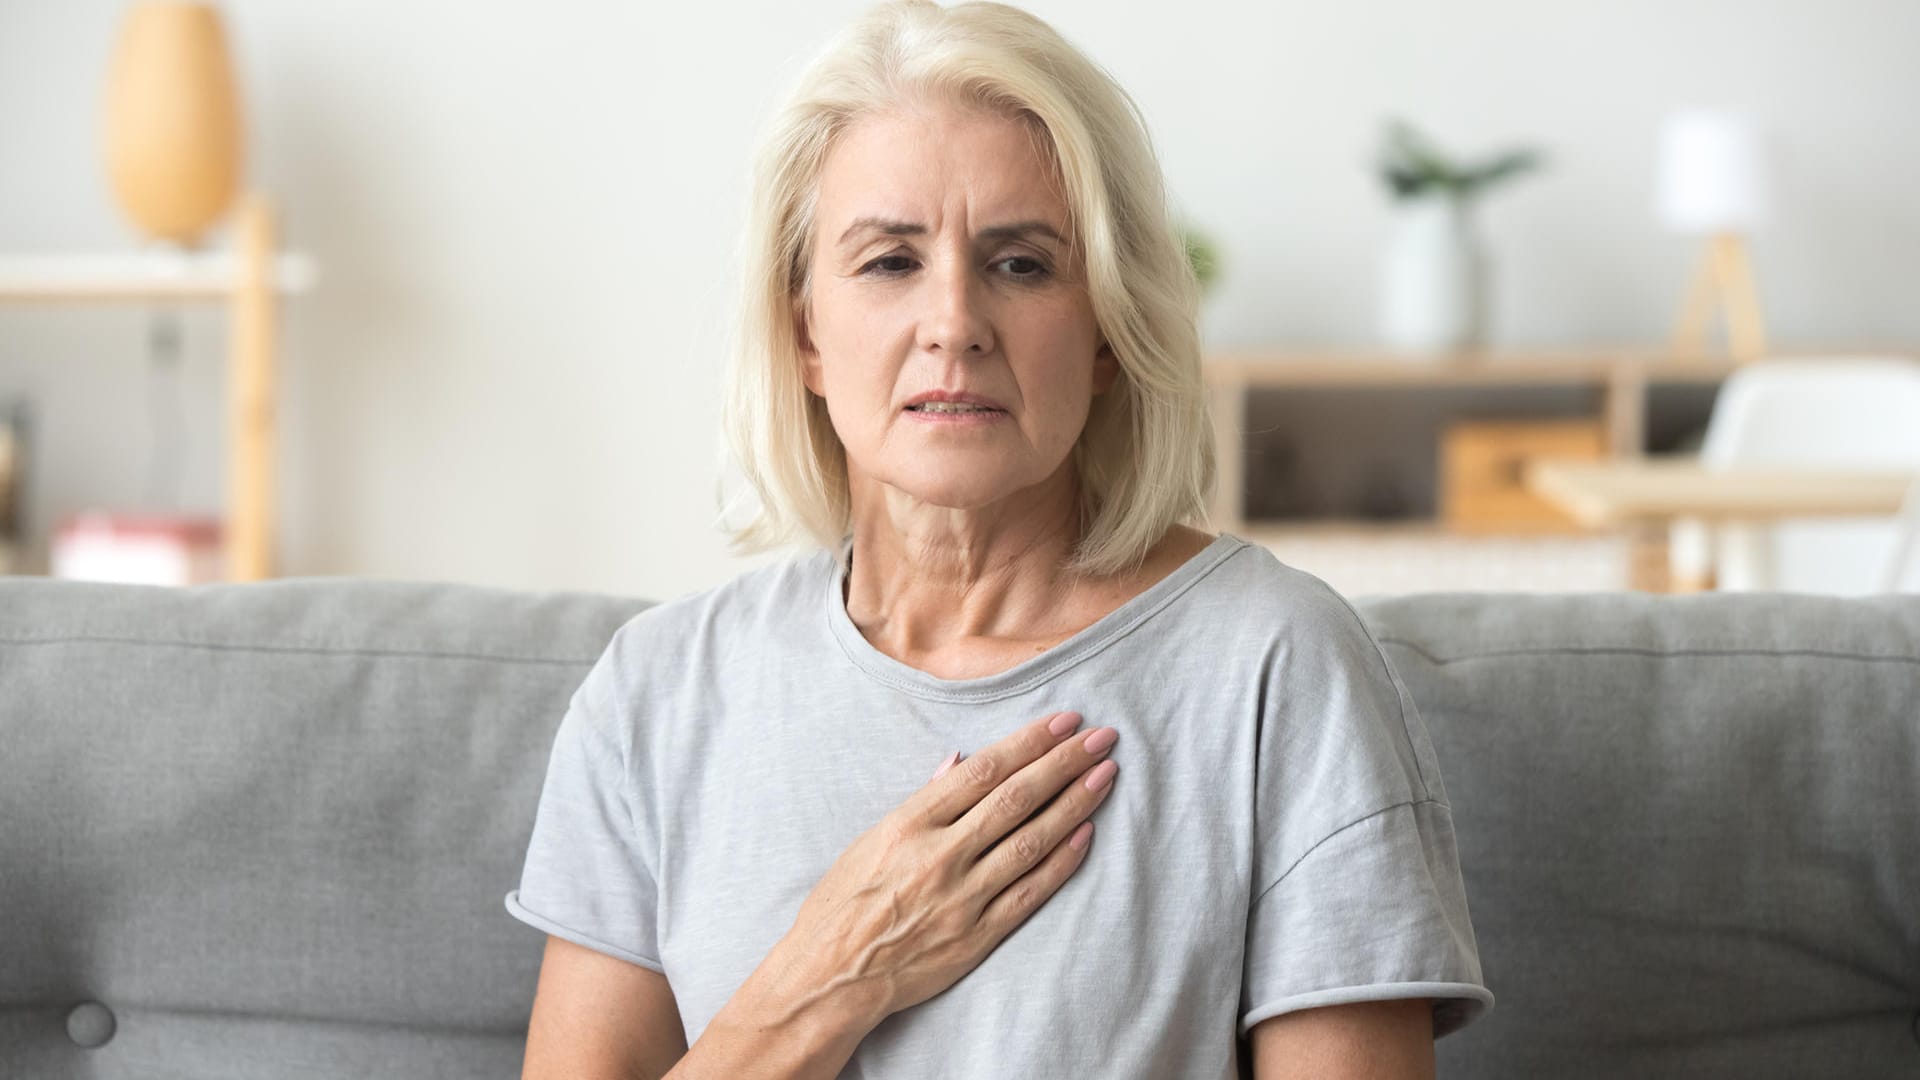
[103,1,244,245]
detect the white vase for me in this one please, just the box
[1380,192,1487,351]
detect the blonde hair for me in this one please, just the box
[718,0,1214,578]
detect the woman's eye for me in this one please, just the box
[865,255,914,275]
[998,255,1050,280]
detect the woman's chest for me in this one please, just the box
[645,675,1261,1043]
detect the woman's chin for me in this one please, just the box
[882,476,1034,511]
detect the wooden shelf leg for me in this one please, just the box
[1207,371,1246,533]
[1627,522,1673,592]
[227,194,277,581]
[1603,359,1645,458]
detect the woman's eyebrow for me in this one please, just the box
[835,217,1065,249]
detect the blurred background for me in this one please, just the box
[3,0,1918,601]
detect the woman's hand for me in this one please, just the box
[747,710,1120,1032]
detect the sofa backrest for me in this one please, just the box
[1357,591,1920,1077]
[3,576,1916,1078]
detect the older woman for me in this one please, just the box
[506,2,1492,1077]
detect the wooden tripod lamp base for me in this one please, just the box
[1670,231,1768,362]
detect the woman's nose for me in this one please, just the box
[916,263,994,356]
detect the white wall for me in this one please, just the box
[3,0,1917,601]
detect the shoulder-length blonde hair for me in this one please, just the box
[719,0,1214,578]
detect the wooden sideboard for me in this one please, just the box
[1200,345,1920,591]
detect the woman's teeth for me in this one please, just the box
[909,402,1000,413]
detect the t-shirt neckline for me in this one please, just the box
[822,530,1247,703]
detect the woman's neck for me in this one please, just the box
[842,507,1087,659]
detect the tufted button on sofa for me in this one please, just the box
[64,1002,115,1049]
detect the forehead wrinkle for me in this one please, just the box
[835,217,1067,251]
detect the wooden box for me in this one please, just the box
[1441,418,1606,533]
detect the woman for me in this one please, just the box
[506,2,1493,1077]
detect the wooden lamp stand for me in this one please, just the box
[1670,231,1768,361]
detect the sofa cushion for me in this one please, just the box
[0,576,651,1079]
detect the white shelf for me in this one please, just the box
[0,250,318,302]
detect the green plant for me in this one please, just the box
[1376,117,1545,200]
[1177,221,1221,295]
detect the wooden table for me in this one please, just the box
[1524,456,1920,590]
[1524,457,1918,527]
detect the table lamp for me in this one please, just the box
[1655,109,1770,361]
[102,1,243,248]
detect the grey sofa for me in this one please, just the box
[3,574,1917,1079]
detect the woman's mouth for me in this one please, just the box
[903,403,1008,425]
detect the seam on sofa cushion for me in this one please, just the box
[0,633,592,667]
[87,1000,527,1037]
[1377,638,1920,668]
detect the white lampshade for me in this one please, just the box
[1655,109,1769,234]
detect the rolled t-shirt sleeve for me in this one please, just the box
[1239,580,1493,1039]
[504,624,664,974]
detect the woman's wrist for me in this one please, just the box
[674,938,885,1080]
[697,995,870,1080]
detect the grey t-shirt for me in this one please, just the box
[505,531,1493,1076]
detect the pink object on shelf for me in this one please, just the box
[51,510,225,586]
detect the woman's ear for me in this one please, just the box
[795,304,823,395]
[1092,340,1119,396]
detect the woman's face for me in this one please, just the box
[797,102,1117,514]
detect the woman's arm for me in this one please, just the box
[1250,998,1435,1080]
[523,936,684,1079]
[522,934,877,1080]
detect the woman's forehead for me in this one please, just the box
[817,105,1069,231]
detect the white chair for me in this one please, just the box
[1669,357,1920,594]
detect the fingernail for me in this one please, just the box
[933,749,961,778]
[1084,726,1117,755]
[1048,711,1082,737]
